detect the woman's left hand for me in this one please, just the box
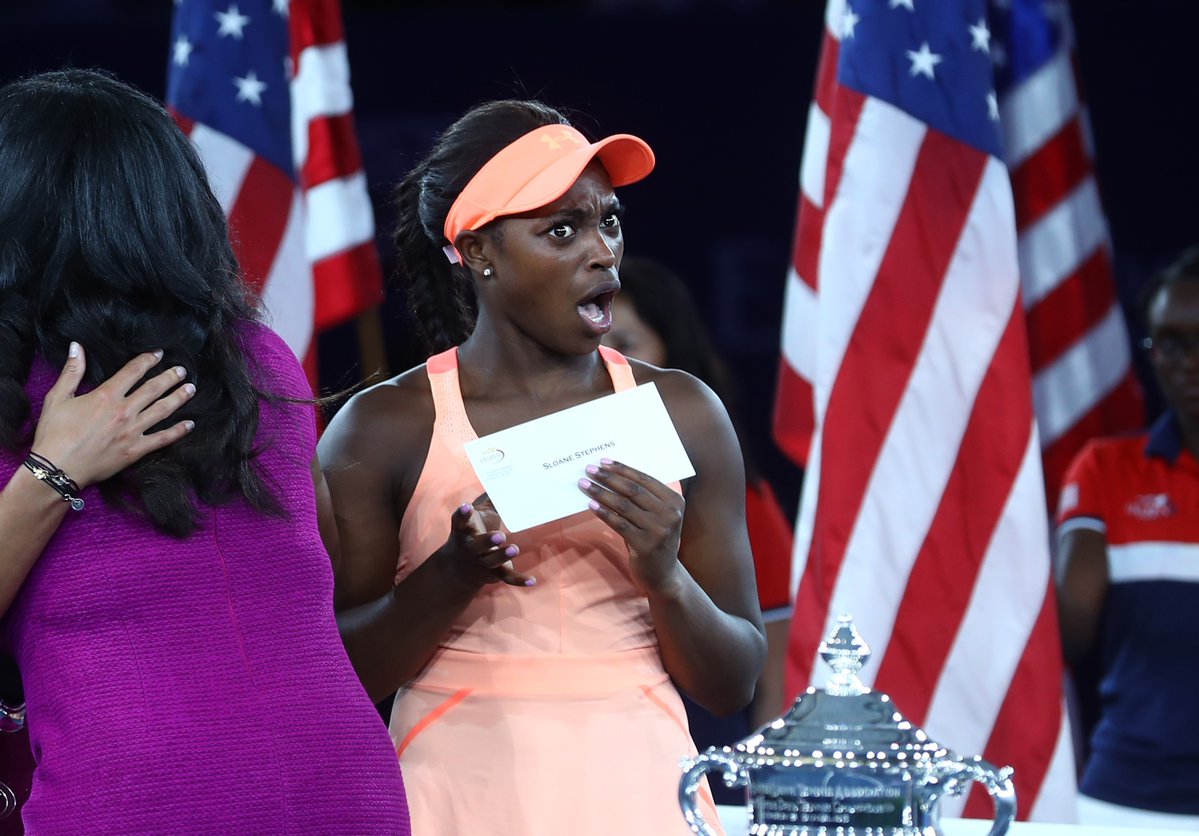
[32,345,195,488]
[578,459,685,596]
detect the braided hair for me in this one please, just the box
[392,100,569,355]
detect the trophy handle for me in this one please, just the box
[678,751,745,835]
[0,782,14,820]
[926,757,1016,836]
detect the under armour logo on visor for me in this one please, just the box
[540,130,583,150]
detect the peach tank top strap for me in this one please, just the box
[394,349,476,583]
[596,346,681,495]
[598,344,636,392]
[424,348,474,446]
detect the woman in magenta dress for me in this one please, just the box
[0,69,410,834]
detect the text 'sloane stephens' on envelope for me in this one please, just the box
[462,382,695,533]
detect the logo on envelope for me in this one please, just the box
[479,447,505,465]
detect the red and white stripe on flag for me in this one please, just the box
[778,0,1076,822]
[1000,8,1142,510]
[776,0,1143,504]
[290,0,383,337]
[171,0,382,379]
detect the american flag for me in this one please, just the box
[774,0,1078,822]
[167,0,382,378]
[990,0,1142,508]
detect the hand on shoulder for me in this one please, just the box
[32,344,196,488]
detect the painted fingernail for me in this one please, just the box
[578,478,592,490]
[174,366,187,378]
[183,383,196,396]
[458,503,473,516]
[490,532,506,545]
[588,500,600,511]
[152,349,164,360]
[600,457,614,466]
[68,341,80,358]
[184,420,196,431]
[504,545,519,558]
[523,577,537,587]
[585,464,599,475]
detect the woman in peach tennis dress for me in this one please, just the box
[318,100,765,836]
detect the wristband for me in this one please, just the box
[23,451,84,511]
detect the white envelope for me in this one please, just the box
[463,382,695,532]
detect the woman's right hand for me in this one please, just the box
[437,494,535,589]
[30,343,196,488]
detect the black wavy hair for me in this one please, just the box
[392,99,569,355]
[0,68,279,537]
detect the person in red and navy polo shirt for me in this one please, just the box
[1057,245,1199,830]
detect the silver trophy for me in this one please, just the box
[679,614,1016,835]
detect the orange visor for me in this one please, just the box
[441,124,655,263]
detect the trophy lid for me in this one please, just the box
[736,614,948,767]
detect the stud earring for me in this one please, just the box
[482,267,494,277]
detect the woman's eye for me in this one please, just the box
[599,213,621,229]
[548,223,575,239]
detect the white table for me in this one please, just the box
[714,806,1196,834]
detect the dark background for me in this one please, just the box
[3,0,1197,514]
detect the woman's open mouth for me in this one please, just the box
[577,289,617,334]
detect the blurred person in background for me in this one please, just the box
[1056,245,1199,830]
